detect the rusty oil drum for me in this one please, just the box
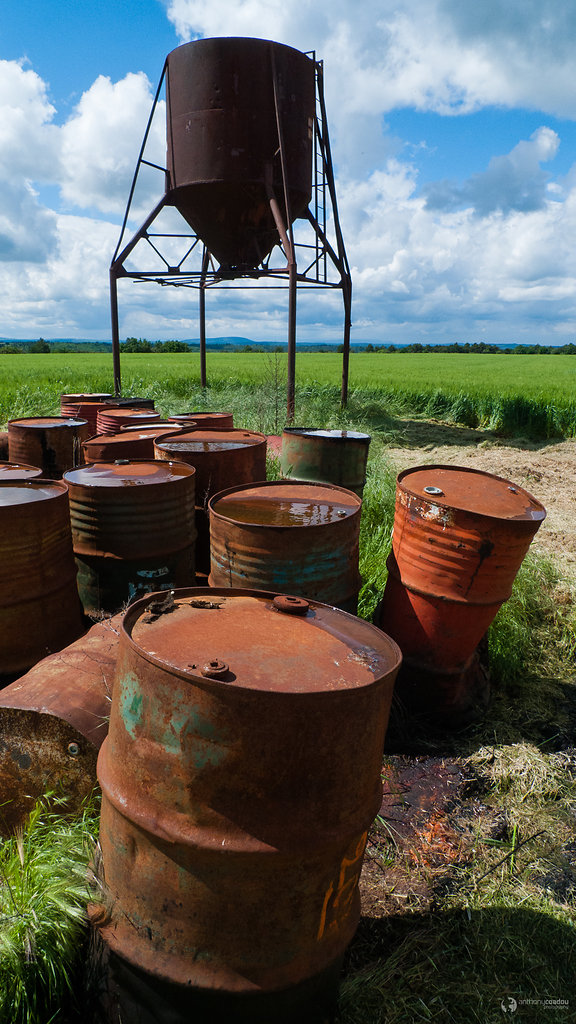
[0,613,120,834]
[280,428,371,497]
[154,428,267,573]
[82,425,182,463]
[60,400,111,434]
[96,408,161,435]
[0,480,84,676]
[168,411,233,430]
[165,38,315,268]
[64,461,196,616]
[8,416,90,478]
[95,587,402,1021]
[377,465,546,676]
[209,480,362,612]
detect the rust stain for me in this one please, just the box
[95,586,402,998]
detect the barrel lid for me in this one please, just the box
[156,429,265,452]
[120,423,184,434]
[210,481,361,526]
[83,430,175,448]
[83,431,146,447]
[0,480,65,505]
[100,409,161,422]
[8,416,88,428]
[0,461,43,479]
[283,427,371,442]
[398,465,546,522]
[61,393,112,401]
[125,588,402,693]
[64,461,194,488]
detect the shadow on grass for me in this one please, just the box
[338,906,575,1023]
[384,666,576,759]
[381,414,568,452]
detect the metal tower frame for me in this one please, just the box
[109,51,352,421]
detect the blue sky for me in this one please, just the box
[1,0,576,344]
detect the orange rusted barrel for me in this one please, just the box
[0,480,85,675]
[281,428,371,497]
[8,416,90,478]
[60,400,110,435]
[168,411,233,430]
[94,587,402,1021]
[64,461,196,616]
[155,428,267,573]
[0,461,43,479]
[376,465,545,714]
[0,613,120,835]
[96,408,161,435]
[209,480,362,612]
[82,426,182,463]
[0,431,8,459]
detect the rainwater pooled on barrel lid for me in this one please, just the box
[9,416,88,429]
[156,429,264,454]
[0,480,66,505]
[64,461,194,488]
[211,481,361,527]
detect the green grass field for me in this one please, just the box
[1,351,576,437]
[1,350,575,1022]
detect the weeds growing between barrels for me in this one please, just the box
[0,353,575,1022]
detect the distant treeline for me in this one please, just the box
[2,338,576,355]
[0,339,113,353]
[357,342,576,355]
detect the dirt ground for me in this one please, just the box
[382,417,576,578]
[354,417,576,924]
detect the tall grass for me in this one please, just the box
[357,449,397,620]
[2,351,576,437]
[0,796,99,1024]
